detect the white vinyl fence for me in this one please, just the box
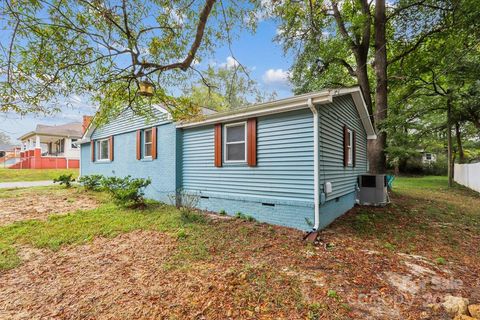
[454,163,480,193]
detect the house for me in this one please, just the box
[12,122,84,169]
[0,144,21,167]
[79,87,376,231]
[421,151,437,164]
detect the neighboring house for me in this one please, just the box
[0,144,20,158]
[12,122,85,169]
[421,151,437,164]
[0,144,21,167]
[79,87,376,231]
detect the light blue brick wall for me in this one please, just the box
[80,122,177,203]
[195,192,314,231]
[318,191,356,229]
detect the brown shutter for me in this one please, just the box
[136,130,141,160]
[352,131,356,167]
[247,118,257,167]
[152,127,157,160]
[214,124,222,167]
[109,136,114,161]
[343,125,348,167]
[91,140,95,162]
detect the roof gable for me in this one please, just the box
[84,105,172,140]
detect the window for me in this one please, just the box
[96,139,110,161]
[55,138,65,153]
[347,129,353,166]
[143,129,153,158]
[224,122,246,162]
[425,153,432,160]
[71,139,78,149]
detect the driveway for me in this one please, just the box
[0,180,55,189]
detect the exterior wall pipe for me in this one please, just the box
[308,98,320,230]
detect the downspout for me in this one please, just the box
[308,98,320,231]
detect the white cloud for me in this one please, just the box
[220,56,239,69]
[262,68,291,86]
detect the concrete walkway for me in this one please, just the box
[0,180,55,189]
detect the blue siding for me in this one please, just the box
[318,95,368,201]
[81,122,177,203]
[180,109,314,230]
[181,109,314,201]
[317,95,368,227]
[91,107,170,139]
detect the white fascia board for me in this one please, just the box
[176,92,333,128]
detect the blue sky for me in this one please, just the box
[0,16,294,143]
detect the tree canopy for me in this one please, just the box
[272,0,480,172]
[0,0,259,122]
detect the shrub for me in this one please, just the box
[53,174,75,188]
[78,174,104,191]
[219,209,227,215]
[101,175,151,208]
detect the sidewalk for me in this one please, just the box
[0,180,55,189]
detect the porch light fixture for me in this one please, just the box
[139,81,154,97]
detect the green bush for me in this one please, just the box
[101,175,151,208]
[78,174,104,191]
[53,174,75,188]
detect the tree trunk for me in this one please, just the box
[455,122,465,164]
[447,98,453,187]
[355,57,373,116]
[370,0,388,174]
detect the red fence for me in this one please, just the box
[4,150,79,169]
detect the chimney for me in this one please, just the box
[82,115,93,134]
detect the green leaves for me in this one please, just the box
[1,0,258,120]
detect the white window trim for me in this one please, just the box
[96,138,110,161]
[143,128,153,159]
[223,121,247,163]
[347,129,353,166]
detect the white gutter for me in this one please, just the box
[308,98,320,231]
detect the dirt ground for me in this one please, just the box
[0,219,478,320]
[0,188,98,226]
[0,179,479,319]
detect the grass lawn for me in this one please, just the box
[0,176,479,319]
[0,168,79,182]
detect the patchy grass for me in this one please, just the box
[335,175,480,263]
[0,201,197,270]
[0,168,79,182]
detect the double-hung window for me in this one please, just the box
[96,138,110,161]
[347,129,353,166]
[143,128,153,158]
[224,122,246,163]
